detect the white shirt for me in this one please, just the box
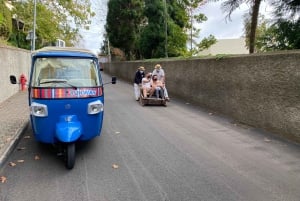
[142,77,151,88]
[152,68,165,82]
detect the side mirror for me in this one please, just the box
[10,75,17,84]
[112,76,117,84]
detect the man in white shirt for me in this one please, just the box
[152,64,169,101]
[133,66,145,100]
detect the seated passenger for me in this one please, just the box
[152,64,169,101]
[150,74,164,99]
[141,73,152,98]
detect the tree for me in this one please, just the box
[210,0,262,54]
[0,0,12,41]
[182,0,206,50]
[139,0,166,58]
[163,0,189,57]
[249,0,300,52]
[106,0,144,60]
[197,34,217,51]
[272,0,300,19]
[139,0,188,59]
[256,19,300,51]
[170,0,215,56]
[139,23,165,58]
[105,0,212,59]
[243,13,268,52]
[248,0,262,53]
[106,0,184,59]
[7,0,94,49]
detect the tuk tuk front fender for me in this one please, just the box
[55,115,82,143]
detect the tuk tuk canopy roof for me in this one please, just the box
[33,46,97,58]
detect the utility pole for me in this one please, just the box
[32,0,37,51]
[163,0,168,58]
[107,39,111,62]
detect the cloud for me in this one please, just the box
[78,0,108,54]
[198,2,250,39]
[198,2,272,40]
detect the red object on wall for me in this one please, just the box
[20,74,27,91]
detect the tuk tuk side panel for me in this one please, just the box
[30,97,104,144]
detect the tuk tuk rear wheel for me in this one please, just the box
[65,143,75,169]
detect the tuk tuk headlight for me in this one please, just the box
[88,100,103,114]
[30,102,48,117]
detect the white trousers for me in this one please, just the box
[163,87,169,98]
[134,83,140,100]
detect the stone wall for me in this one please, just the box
[0,46,31,103]
[103,51,300,143]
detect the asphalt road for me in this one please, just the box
[1,74,300,201]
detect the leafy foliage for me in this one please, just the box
[106,0,144,60]
[139,23,164,58]
[6,0,94,49]
[242,0,300,52]
[105,0,216,59]
[210,0,262,53]
[272,0,300,19]
[197,35,217,51]
[184,0,211,52]
[243,13,268,52]
[139,0,170,59]
[215,0,300,53]
[0,0,12,41]
[105,0,299,58]
[256,19,300,51]
[167,20,188,57]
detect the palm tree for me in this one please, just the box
[248,0,262,53]
[210,0,262,53]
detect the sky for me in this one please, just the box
[78,0,108,54]
[79,1,272,54]
[198,2,250,40]
[198,1,272,40]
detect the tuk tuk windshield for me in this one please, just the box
[31,57,101,88]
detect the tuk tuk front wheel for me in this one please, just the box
[65,143,75,169]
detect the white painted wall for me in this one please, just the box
[199,38,248,55]
[0,46,31,103]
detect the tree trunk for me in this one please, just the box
[249,0,261,53]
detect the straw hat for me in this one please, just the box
[154,64,161,69]
[138,66,145,71]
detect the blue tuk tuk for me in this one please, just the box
[10,47,116,169]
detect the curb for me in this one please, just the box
[0,120,30,170]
